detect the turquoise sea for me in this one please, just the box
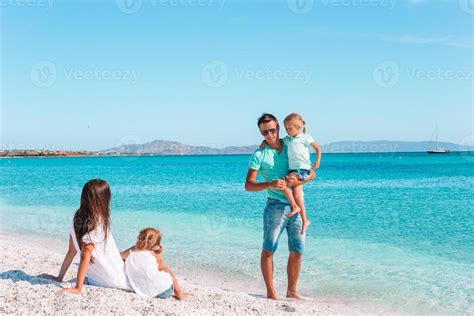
[0,153,472,314]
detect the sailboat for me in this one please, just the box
[427,125,451,154]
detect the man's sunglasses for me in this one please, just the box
[260,128,278,136]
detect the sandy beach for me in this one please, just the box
[0,231,398,315]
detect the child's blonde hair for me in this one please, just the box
[135,227,163,253]
[284,113,307,134]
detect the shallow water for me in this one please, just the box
[0,153,472,313]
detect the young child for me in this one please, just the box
[122,228,188,300]
[282,113,322,234]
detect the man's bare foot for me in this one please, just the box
[301,220,311,234]
[287,205,301,217]
[267,290,278,300]
[286,291,303,300]
[174,292,189,300]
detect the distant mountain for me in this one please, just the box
[101,140,258,155]
[101,139,473,155]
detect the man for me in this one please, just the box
[245,113,315,300]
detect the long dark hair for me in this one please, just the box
[73,179,111,251]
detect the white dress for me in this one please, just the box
[70,220,131,290]
[125,250,173,298]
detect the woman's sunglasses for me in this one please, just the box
[260,128,278,136]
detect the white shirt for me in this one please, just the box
[125,251,173,298]
[283,133,315,170]
[70,219,131,290]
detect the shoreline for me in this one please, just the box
[1,150,472,159]
[0,230,398,315]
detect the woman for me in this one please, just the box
[43,179,131,294]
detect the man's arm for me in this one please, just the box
[285,169,316,188]
[245,169,286,192]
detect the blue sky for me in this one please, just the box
[1,0,472,150]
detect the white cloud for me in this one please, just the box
[305,28,473,49]
[380,35,473,48]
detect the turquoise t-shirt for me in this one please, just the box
[248,143,289,203]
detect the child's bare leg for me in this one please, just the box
[293,185,311,234]
[284,187,301,215]
[161,266,189,300]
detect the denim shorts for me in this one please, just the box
[289,169,311,181]
[262,198,305,254]
[156,285,174,299]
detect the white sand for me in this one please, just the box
[0,231,397,315]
